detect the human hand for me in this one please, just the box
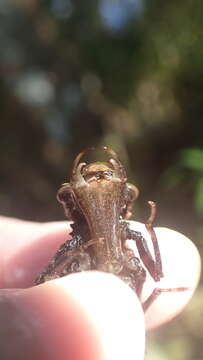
[0,217,200,360]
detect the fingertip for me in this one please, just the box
[0,221,69,288]
[128,224,201,329]
[2,272,145,360]
[52,272,146,360]
[145,227,201,329]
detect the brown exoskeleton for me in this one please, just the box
[35,147,187,311]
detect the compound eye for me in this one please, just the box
[57,184,71,204]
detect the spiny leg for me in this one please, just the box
[35,234,90,285]
[122,222,162,282]
[142,286,189,312]
[122,201,164,282]
[35,247,91,284]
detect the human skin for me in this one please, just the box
[0,217,201,360]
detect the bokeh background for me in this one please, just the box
[0,0,202,358]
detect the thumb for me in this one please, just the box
[0,272,145,360]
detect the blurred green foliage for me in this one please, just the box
[0,0,202,358]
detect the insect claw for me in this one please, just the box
[109,159,127,183]
[72,162,87,186]
[72,147,94,177]
[103,146,127,182]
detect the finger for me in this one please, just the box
[0,219,69,288]
[127,222,201,329]
[0,218,201,330]
[0,272,145,360]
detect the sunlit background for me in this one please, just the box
[0,0,202,358]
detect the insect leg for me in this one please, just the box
[145,201,163,279]
[35,235,91,285]
[121,222,163,282]
[121,248,147,298]
[119,269,146,299]
[142,286,189,312]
